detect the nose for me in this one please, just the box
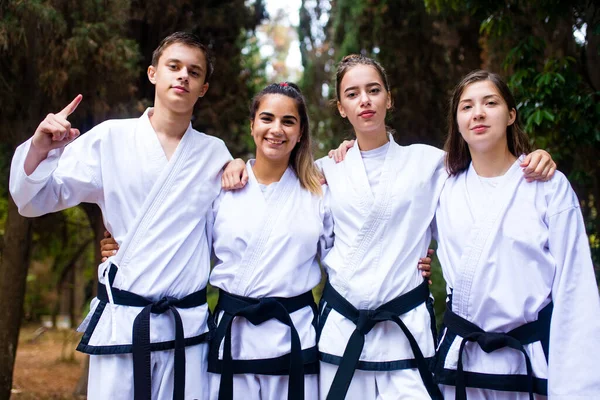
[359,90,371,106]
[473,103,485,119]
[177,67,189,82]
[270,120,284,135]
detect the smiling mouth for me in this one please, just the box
[265,138,286,145]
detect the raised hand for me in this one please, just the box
[31,95,83,154]
[25,95,82,175]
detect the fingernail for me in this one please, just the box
[112,250,117,255]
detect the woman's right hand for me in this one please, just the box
[100,230,119,262]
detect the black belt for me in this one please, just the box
[443,301,553,400]
[209,289,317,400]
[322,280,442,400]
[97,265,207,400]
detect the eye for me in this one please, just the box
[370,87,381,94]
[190,70,200,77]
[260,116,272,122]
[346,92,357,99]
[486,101,497,106]
[168,64,177,70]
[461,105,472,111]
[283,119,296,126]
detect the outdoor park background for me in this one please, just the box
[0,0,598,398]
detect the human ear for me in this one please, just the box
[147,65,157,85]
[386,94,392,109]
[508,108,516,126]
[199,83,209,98]
[337,101,346,118]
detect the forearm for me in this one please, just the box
[24,140,50,175]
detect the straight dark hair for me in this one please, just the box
[444,70,532,176]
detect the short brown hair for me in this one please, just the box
[444,70,532,176]
[151,32,214,82]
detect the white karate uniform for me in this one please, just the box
[317,136,448,399]
[434,157,600,399]
[9,109,232,399]
[207,160,334,399]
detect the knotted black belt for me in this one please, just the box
[443,301,553,400]
[97,265,207,400]
[208,289,318,400]
[322,279,442,400]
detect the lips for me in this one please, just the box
[471,125,489,133]
[265,138,286,145]
[359,110,376,118]
[172,85,189,93]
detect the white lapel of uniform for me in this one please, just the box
[230,161,297,294]
[337,136,398,291]
[344,139,375,211]
[452,158,524,318]
[112,119,195,275]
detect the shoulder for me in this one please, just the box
[399,143,445,160]
[190,130,232,157]
[541,170,580,217]
[316,154,335,170]
[68,117,138,151]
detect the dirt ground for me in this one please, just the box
[11,325,86,400]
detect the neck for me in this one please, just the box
[355,128,389,151]
[149,103,192,139]
[253,156,290,185]
[470,145,517,177]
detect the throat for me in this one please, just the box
[470,149,517,178]
[253,158,288,185]
[148,108,189,161]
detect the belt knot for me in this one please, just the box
[356,309,376,335]
[471,332,516,354]
[152,296,178,314]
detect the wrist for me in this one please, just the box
[29,140,50,161]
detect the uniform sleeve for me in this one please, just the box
[546,175,600,398]
[9,132,103,217]
[318,185,335,260]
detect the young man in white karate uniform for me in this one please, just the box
[9,32,240,400]
[434,70,600,399]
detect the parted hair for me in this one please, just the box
[335,54,391,102]
[151,32,214,82]
[249,82,323,196]
[444,70,532,176]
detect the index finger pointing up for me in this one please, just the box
[57,94,83,118]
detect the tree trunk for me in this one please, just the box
[0,198,33,400]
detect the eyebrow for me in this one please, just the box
[165,58,203,71]
[343,82,382,93]
[459,94,501,103]
[259,111,298,121]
